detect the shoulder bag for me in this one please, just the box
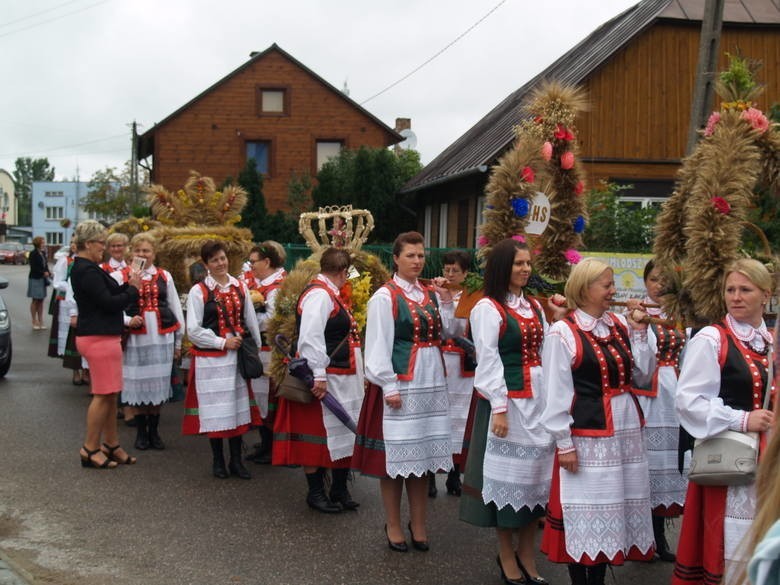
[213,291,263,380]
[688,346,773,486]
[276,334,351,404]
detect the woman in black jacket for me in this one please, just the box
[27,236,50,330]
[70,220,141,469]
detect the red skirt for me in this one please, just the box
[671,483,727,585]
[75,335,122,395]
[272,396,350,468]
[542,452,655,566]
[453,390,478,467]
[351,383,388,478]
[181,362,261,438]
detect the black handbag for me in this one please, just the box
[214,292,263,380]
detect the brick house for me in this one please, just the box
[402,0,780,248]
[137,44,402,211]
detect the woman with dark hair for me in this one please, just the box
[354,231,455,552]
[27,236,50,330]
[273,247,364,512]
[182,241,262,480]
[461,238,562,585]
[241,240,287,464]
[540,257,655,585]
[70,220,141,469]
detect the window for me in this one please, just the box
[438,203,448,248]
[246,141,270,175]
[475,196,487,246]
[46,232,63,246]
[423,205,432,247]
[257,87,288,115]
[316,141,343,171]
[45,191,64,197]
[45,206,64,220]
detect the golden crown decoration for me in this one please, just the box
[298,205,374,252]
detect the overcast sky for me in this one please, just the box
[0,0,639,182]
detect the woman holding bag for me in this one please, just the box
[672,258,775,585]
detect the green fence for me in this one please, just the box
[280,244,481,279]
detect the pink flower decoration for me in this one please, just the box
[554,124,575,141]
[574,181,584,195]
[512,234,526,244]
[711,196,731,215]
[740,107,769,134]
[560,151,575,170]
[477,235,490,247]
[521,166,535,183]
[564,249,582,264]
[704,111,721,137]
[532,248,542,256]
[541,141,553,161]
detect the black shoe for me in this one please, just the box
[653,515,676,562]
[227,436,251,479]
[445,469,462,496]
[209,438,228,479]
[245,444,272,464]
[330,489,360,511]
[407,521,429,552]
[134,414,150,450]
[496,555,525,585]
[147,414,165,450]
[306,489,341,513]
[385,524,408,552]
[427,471,437,498]
[515,553,548,584]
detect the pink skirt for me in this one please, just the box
[75,335,123,395]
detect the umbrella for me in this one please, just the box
[274,334,358,434]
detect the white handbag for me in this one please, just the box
[688,347,773,487]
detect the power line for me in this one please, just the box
[0,0,112,40]
[0,0,85,29]
[360,0,508,105]
[0,133,128,158]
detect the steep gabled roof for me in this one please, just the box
[402,0,780,194]
[138,43,402,159]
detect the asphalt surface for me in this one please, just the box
[0,264,677,585]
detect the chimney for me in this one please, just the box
[394,118,412,155]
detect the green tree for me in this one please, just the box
[83,161,150,224]
[311,147,422,243]
[12,157,55,226]
[583,183,659,253]
[236,159,267,241]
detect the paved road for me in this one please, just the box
[0,264,676,585]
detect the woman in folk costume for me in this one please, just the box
[241,241,286,465]
[272,247,364,513]
[429,249,473,498]
[461,238,563,585]
[353,231,455,552]
[672,258,776,585]
[540,257,655,585]
[122,233,184,451]
[626,259,688,563]
[99,232,128,274]
[183,241,262,480]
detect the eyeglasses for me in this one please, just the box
[88,239,106,245]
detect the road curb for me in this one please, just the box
[0,550,34,585]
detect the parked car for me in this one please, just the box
[0,242,26,265]
[0,277,11,377]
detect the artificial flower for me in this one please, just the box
[704,111,721,137]
[574,181,585,195]
[564,249,582,264]
[511,198,530,218]
[573,215,586,233]
[740,107,769,134]
[521,166,535,183]
[554,124,575,141]
[541,141,553,161]
[561,151,575,170]
[477,235,489,248]
[532,247,542,256]
[711,196,731,215]
[512,234,526,243]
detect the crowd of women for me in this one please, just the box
[42,219,779,585]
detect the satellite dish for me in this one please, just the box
[398,128,417,150]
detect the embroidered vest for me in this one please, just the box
[713,322,770,412]
[294,281,359,374]
[126,271,180,335]
[637,321,686,397]
[385,281,442,381]
[565,313,641,437]
[194,282,246,355]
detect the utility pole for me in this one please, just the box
[686,0,725,155]
[130,120,139,208]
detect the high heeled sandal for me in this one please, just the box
[80,445,118,469]
[101,443,137,465]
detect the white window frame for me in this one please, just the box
[45,206,64,220]
[45,232,63,246]
[618,196,665,209]
[316,141,343,171]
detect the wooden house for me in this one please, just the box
[402,0,780,248]
[137,44,402,211]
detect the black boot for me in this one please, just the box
[445,464,462,496]
[567,563,587,585]
[147,414,165,450]
[427,471,438,498]
[653,514,676,562]
[306,469,340,513]
[330,468,359,511]
[227,436,251,479]
[134,414,150,450]
[209,438,228,479]
[246,426,273,464]
[586,563,607,585]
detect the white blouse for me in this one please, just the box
[123,266,186,349]
[297,274,343,382]
[541,309,654,452]
[675,315,771,439]
[365,274,455,397]
[186,274,261,351]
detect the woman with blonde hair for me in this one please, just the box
[541,257,655,585]
[122,233,184,451]
[673,258,775,585]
